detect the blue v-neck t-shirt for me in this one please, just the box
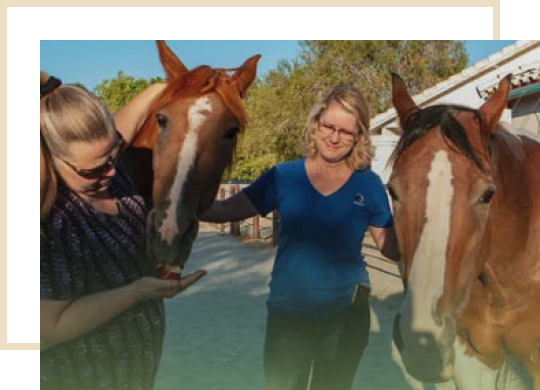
[243,158,393,318]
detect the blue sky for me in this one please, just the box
[40,40,517,91]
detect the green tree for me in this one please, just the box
[231,40,468,180]
[299,40,468,115]
[93,71,163,113]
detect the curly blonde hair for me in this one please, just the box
[303,85,374,170]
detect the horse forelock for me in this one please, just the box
[390,105,485,171]
[136,65,247,155]
[155,66,247,125]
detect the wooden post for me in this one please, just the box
[252,216,260,239]
[272,211,279,247]
[219,187,225,233]
[229,185,241,236]
[229,185,237,235]
[233,185,241,236]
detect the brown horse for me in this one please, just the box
[389,74,540,389]
[125,40,260,274]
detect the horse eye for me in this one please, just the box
[387,185,399,202]
[156,113,168,129]
[223,127,239,141]
[478,188,496,204]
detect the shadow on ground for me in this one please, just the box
[155,231,456,390]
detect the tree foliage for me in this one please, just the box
[229,40,467,180]
[94,71,163,113]
[92,41,468,181]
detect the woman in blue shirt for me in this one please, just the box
[202,85,399,390]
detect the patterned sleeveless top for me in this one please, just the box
[40,169,165,390]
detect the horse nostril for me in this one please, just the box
[393,314,404,351]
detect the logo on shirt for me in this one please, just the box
[354,193,365,206]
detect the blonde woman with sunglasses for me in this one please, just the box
[40,72,205,390]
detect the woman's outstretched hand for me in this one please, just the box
[132,270,207,301]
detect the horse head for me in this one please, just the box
[131,40,260,274]
[388,73,511,382]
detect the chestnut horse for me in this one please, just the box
[389,74,540,389]
[126,41,260,272]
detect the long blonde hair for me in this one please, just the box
[40,71,115,217]
[303,85,374,170]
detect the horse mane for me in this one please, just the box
[496,122,529,161]
[147,65,248,128]
[389,105,484,170]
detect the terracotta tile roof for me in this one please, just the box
[477,63,540,99]
[370,40,540,132]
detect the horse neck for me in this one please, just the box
[122,145,154,209]
[480,128,540,293]
[485,127,536,248]
[492,126,534,196]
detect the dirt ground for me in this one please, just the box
[154,226,457,390]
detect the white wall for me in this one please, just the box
[431,48,540,109]
[511,94,540,140]
[371,46,540,179]
[371,134,399,183]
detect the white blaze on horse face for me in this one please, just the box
[158,97,212,245]
[400,151,453,341]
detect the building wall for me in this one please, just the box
[371,46,540,182]
[371,134,399,184]
[430,48,539,111]
[511,93,540,140]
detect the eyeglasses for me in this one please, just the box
[57,132,125,180]
[318,121,358,143]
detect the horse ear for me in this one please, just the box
[233,54,261,98]
[391,73,420,130]
[479,74,511,135]
[156,40,188,80]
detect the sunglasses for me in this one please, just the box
[58,132,126,180]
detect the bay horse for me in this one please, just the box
[126,40,260,274]
[388,74,540,389]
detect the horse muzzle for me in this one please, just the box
[146,208,199,272]
[393,314,455,383]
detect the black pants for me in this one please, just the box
[264,285,371,390]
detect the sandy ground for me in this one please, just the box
[154,226,457,390]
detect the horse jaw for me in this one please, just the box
[146,207,199,271]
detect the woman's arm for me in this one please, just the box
[114,83,167,144]
[200,191,260,223]
[40,271,205,351]
[368,226,400,262]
